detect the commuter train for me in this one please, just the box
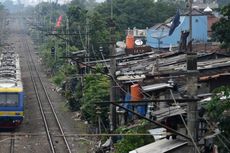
[0,51,24,128]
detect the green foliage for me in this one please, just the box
[114,121,154,153]
[217,0,230,7]
[206,86,230,120]
[52,71,65,85]
[212,4,230,49]
[52,64,76,85]
[89,11,110,54]
[205,86,230,153]
[80,73,110,124]
[38,36,75,71]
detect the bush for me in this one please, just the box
[114,121,154,153]
[80,73,110,125]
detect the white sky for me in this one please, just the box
[5,0,105,6]
[96,0,105,2]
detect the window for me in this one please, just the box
[0,93,19,107]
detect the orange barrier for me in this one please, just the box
[131,84,143,102]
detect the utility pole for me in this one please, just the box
[109,0,117,132]
[187,0,199,152]
[189,0,193,52]
[186,53,198,150]
[85,15,90,73]
[49,0,52,32]
[66,17,69,58]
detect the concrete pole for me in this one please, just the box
[187,53,198,152]
[109,28,117,131]
[109,0,117,132]
[189,0,193,52]
[186,1,199,152]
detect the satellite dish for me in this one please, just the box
[135,39,143,46]
[116,41,126,48]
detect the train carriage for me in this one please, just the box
[0,51,24,128]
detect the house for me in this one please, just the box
[146,9,208,48]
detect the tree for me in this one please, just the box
[217,0,230,7]
[205,86,230,153]
[80,72,110,125]
[212,4,230,50]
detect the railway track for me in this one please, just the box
[10,134,15,153]
[0,132,15,153]
[0,15,93,153]
[22,37,72,153]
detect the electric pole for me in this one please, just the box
[66,17,69,58]
[189,0,193,52]
[187,0,199,152]
[85,14,90,73]
[109,0,117,132]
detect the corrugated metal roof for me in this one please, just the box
[199,73,230,81]
[151,106,186,121]
[115,52,230,80]
[142,83,173,92]
[129,139,188,153]
[148,128,167,140]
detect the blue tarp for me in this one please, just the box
[123,93,146,117]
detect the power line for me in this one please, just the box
[94,99,199,105]
[170,89,201,153]
[110,100,192,141]
[203,118,230,152]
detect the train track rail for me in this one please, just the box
[22,37,72,153]
[10,134,15,153]
[0,132,15,153]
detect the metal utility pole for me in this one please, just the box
[187,0,199,152]
[109,0,117,132]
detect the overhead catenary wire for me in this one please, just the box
[0,133,157,137]
[203,117,230,152]
[170,89,201,153]
[216,134,230,152]
[99,46,128,94]
[110,100,192,141]
[219,134,230,145]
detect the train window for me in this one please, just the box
[0,93,19,106]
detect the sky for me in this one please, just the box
[1,0,106,6]
[96,0,105,2]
